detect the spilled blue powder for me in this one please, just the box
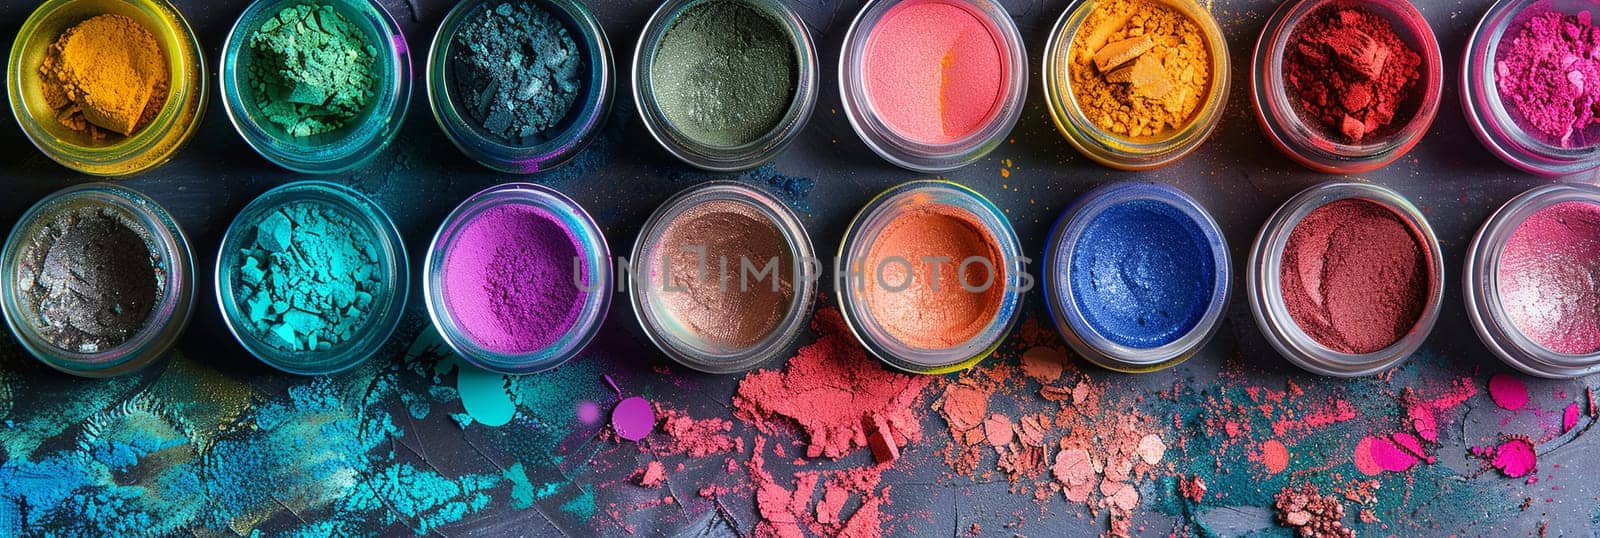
[1069,199,1214,348]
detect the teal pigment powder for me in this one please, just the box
[450,1,584,145]
[441,204,590,354]
[246,3,377,137]
[1069,200,1214,348]
[650,0,796,147]
[233,201,383,353]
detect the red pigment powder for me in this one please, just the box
[1280,198,1429,354]
[1284,6,1422,143]
[1496,10,1600,146]
[734,307,931,459]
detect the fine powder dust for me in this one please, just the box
[1279,198,1428,354]
[442,204,589,354]
[649,199,793,351]
[1495,10,1600,147]
[1283,6,1422,144]
[1497,201,1600,355]
[860,202,1005,350]
[863,0,1003,144]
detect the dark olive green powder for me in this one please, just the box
[650,0,796,147]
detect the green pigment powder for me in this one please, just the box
[246,4,377,137]
[650,0,796,147]
[234,201,382,353]
[450,1,584,145]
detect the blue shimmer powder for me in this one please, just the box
[1069,199,1214,348]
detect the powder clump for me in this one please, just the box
[1284,6,1422,143]
[247,3,376,137]
[39,14,169,140]
[651,0,795,147]
[1496,10,1600,146]
[1280,198,1428,354]
[233,201,383,353]
[1068,0,1210,139]
[442,204,588,354]
[1496,201,1600,355]
[451,1,583,145]
[15,206,160,353]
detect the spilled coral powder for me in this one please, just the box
[1284,6,1422,143]
[863,0,1003,144]
[1496,10,1600,146]
[1279,198,1429,354]
[733,307,931,459]
[1497,201,1600,355]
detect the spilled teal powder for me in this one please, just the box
[456,363,515,427]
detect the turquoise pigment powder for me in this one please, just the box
[233,201,383,352]
[450,1,584,145]
[650,0,796,147]
[246,3,376,137]
[441,204,589,353]
[1069,200,1214,348]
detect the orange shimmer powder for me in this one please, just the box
[860,201,1005,349]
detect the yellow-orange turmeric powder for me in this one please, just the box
[1068,0,1209,140]
[40,14,169,140]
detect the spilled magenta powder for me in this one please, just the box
[442,204,589,353]
[1497,201,1600,354]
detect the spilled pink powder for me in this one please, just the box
[1564,402,1581,432]
[1358,435,1418,474]
[1497,201,1600,354]
[1488,373,1529,411]
[862,0,1004,144]
[1490,438,1538,478]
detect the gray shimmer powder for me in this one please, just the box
[649,0,796,147]
[15,206,160,353]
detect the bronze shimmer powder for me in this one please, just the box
[861,201,1005,349]
[650,199,793,350]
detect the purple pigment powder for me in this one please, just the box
[442,204,590,354]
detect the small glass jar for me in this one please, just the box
[1,183,195,377]
[1043,0,1229,171]
[1252,0,1443,174]
[633,0,818,172]
[1463,0,1600,176]
[1247,182,1444,377]
[1465,183,1600,378]
[1043,182,1231,373]
[838,0,1026,172]
[428,0,613,174]
[219,0,411,174]
[628,181,816,373]
[214,181,409,375]
[424,183,612,374]
[836,180,1025,374]
[7,0,207,177]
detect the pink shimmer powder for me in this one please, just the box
[862,0,1004,144]
[441,204,589,354]
[1497,201,1600,355]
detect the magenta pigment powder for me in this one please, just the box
[1498,201,1600,355]
[441,203,589,354]
[1496,9,1600,146]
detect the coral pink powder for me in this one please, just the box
[1497,201,1600,355]
[862,0,1004,144]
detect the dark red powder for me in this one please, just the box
[1284,6,1422,143]
[1280,198,1429,354]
